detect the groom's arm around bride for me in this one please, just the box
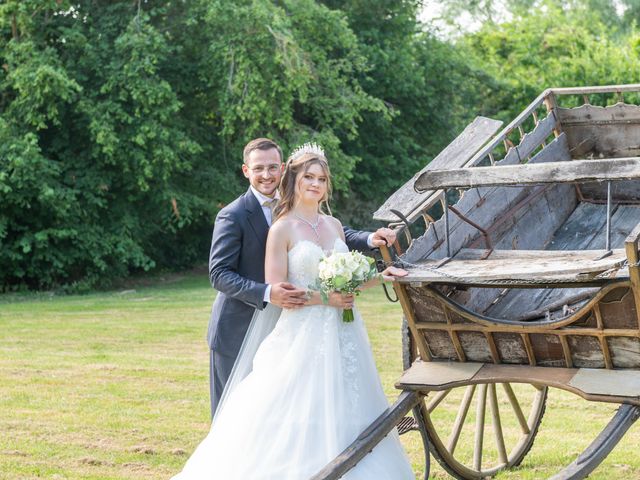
[206,137,396,417]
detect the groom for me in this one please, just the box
[207,138,396,416]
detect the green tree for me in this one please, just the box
[461,1,640,121]
[321,0,498,226]
[0,0,396,289]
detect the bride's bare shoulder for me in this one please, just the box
[322,214,344,234]
[268,215,296,241]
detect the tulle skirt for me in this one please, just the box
[172,304,414,480]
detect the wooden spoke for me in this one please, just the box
[473,384,488,471]
[447,385,476,455]
[420,382,547,479]
[502,383,530,434]
[489,384,508,465]
[427,389,450,413]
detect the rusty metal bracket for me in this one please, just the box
[448,205,493,258]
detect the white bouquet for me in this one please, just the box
[313,251,378,322]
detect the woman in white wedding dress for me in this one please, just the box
[172,145,414,480]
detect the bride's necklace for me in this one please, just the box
[294,212,321,243]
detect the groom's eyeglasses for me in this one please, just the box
[249,165,281,174]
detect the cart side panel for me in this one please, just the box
[558,103,640,201]
[403,282,640,369]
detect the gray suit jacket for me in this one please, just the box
[207,188,370,358]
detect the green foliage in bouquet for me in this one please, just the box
[312,251,378,322]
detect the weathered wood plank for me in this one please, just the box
[626,219,640,247]
[373,116,503,222]
[565,124,640,158]
[625,219,640,330]
[452,182,576,313]
[558,105,640,158]
[399,248,628,284]
[396,360,640,404]
[608,337,640,368]
[443,141,575,314]
[550,84,640,95]
[580,180,640,201]
[415,158,640,191]
[568,335,605,368]
[527,132,571,165]
[569,368,640,397]
[398,361,483,387]
[403,133,572,266]
[455,248,623,261]
[557,103,640,126]
[502,113,557,163]
[403,185,529,263]
[404,146,540,264]
[405,147,576,316]
[589,205,640,250]
[549,202,609,249]
[488,203,639,321]
[463,91,552,168]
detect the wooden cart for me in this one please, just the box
[313,84,640,479]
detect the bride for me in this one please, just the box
[172,144,415,479]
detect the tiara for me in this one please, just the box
[288,142,326,163]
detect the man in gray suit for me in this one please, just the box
[207,138,396,416]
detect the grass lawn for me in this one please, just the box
[1,273,640,479]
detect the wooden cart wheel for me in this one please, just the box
[400,317,547,479]
[420,382,547,479]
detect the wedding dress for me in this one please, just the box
[172,238,414,479]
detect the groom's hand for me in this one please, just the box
[270,282,307,309]
[370,227,396,248]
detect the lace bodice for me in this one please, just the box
[287,238,348,288]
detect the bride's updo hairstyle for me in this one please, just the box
[274,142,332,221]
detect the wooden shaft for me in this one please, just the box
[625,222,640,329]
[414,157,640,192]
[443,194,451,257]
[444,308,466,361]
[379,243,432,362]
[426,389,450,413]
[599,335,613,370]
[559,335,573,368]
[473,384,488,471]
[544,92,562,138]
[549,83,640,95]
[502,383,530,434]
[447,385,476,454]
[396,285,432,361]
[521,333,536,366]
[310,391,422,480]
[606,181,612,251]
[489,383,509,465]
[485,332,501,364]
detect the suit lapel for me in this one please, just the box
[244,189,269,251]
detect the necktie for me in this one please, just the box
[262,198,278,225]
